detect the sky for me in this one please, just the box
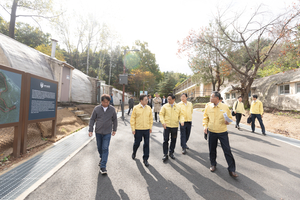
[0,0,297,75]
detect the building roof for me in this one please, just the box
[251,68,300,88]
[0,33,55,80]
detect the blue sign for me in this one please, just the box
[28,77,57,121]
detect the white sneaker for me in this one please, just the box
[100,168,107,174]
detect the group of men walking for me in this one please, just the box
[88,91,266,178]
[130,93,193,164]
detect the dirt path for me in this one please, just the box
[197,109,300,140]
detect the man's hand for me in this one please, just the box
[261,115,263,118]
[163,124,167,129]
[204,128,208,134]
[132,131,135,135]
[181,122,184,126]
[112,131,116,136]
[88,132,93,137]
[150,129,152,133]
[225,121,229,125]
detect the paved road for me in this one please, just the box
[25,111,300,200]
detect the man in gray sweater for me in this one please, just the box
[89,94,118,174]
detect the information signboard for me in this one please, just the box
[28,77,57,121]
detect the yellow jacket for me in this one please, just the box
[203,102,232,133]
[178,101,193,122]
[130,103,153,131]
[250,100,264,115]
[233,101,245,114]
[159,103,184,128]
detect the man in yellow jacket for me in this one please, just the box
[130,94,153,167]
[159,93,184,161]
[250,95,266,135]
[203,91,238,177]
[178,93,193,154]
[233,96,246,129]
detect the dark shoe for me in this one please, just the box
[182,148,186,154]
[100,168,107,175]
[186,145,190,149]
[229,171,238,177]
[98,158,102,166]
[169,153,175,159]
[132,152,136,159]
[235,125,237,128]
[143,160,149,167]
[210,166,216,172]
[251,131,255,133]
[162,154,168,161]
[262,132,266,135]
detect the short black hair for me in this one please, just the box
[181,93,188,97]
[167,93,175,99]
[238,96,242,99]
[147,94,151,97]
[220,97,223,100]
[101,94,111,102]
[252,95,258,99]
[212,91,221,100]
[140,95,147,101]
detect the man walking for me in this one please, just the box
[250,95,266,135]
[161,96,167,106]
[147,95,153,109]
[89,94,118,175]
[128,96,134,115]
[130,95,153,167]
[233,96,245,129]
[203,91,238,177]
[153,92,162,122]
[178,93,193,154]
[159,93,184,161]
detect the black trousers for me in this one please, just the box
[251,114,265,133]
[163,127,178,155]
[133,130,150,161]
[208,131,236,172]
[235,113,242,127]
[155,112,159,121]
[180,122,192,149]
[128,107,133,115]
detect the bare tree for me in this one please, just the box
[1,0,62,38]
[179,3,300,107]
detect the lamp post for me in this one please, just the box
[122,49,139,120]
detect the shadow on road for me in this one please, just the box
[169,158,244,200]
[232,147,300,180]
[229,130,280,147]
[135,159,190,200]
[95,173,128,200]
[187,148,273,199]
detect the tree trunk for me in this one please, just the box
[240,79,253,109]
[9,0,18,39]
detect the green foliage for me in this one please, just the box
[258,31,300,77]
[1,155,10,162]
[158,72,177,97]
[0,17,51,48]
[0,17,9,35]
